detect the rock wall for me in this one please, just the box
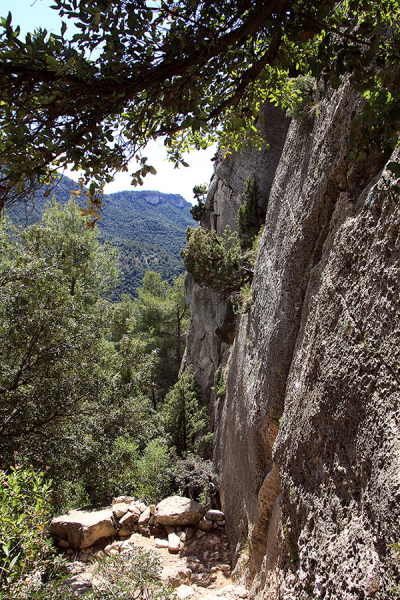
[183,102,291,409]
[184,85,400,598]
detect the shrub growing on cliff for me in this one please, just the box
[190,184,208,222]
[181,225,253,301]
[285,75,322,121]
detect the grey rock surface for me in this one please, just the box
[183,103,290,413]
[184,80,399,598]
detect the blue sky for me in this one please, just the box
[1,0,216,202]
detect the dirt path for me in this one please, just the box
[66,528,249,599]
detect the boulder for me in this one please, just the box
[185,527,195,540]
[119,511,139,528]
[196,530,205,539]
[205,510,224,521]
[168,532,181,553]
[118,525,132,537]
[138,506,151,526]
[112,496,135,504]
[198,517,214,532]
[155,496,205,526]
[150,526,166,537]
[161,564,192,587]
[127,505,141,518]
[50,508,115,549]
[215,586,248,598]
[112,502,129,519]
[175,584,196,599]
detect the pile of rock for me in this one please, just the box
[50,495,225,555]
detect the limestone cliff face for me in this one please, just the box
[184,86,400,598]
[183,102,291,409]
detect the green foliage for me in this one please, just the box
[107,236,185,301]
[134,439,174,504]
[282,518,299,564]
[285,75,321,120]
[182,181,266,307]
[162,367,209,457]
[232,284,253,315]
[389,543,400,595]
[23,197,119,302]
[8,175,192,299]
[190,184,208,222]
[181,225,253,300]
[0,202,168,511]
[237,175,264,250]
[0,186,194,515]
[87,548,172,600]
[130,272,190,403]
[172,454,218,504]
[183,176,266,302]
[213,368,226,399]
[0,223,115,449]
[1,0,399,210]
[0,467,68,595]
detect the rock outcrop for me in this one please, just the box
[182,102,291,410]
[184,85,400,598]
[51,496,220,553]
[155,496,206,526]
[50,507,115,549]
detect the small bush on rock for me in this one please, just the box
[173,454,219,505]
[285,75,322,120]
[236,175,264,250]
[181,225,253,300]
[190,184,208,222]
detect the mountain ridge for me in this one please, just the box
[7,175,195,297]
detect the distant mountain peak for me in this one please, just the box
[107,189,191,209]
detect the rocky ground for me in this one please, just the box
[51,496,250,599]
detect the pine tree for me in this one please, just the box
[162,367,208,456]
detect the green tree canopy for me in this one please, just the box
[21,197,119,301]
[0,0,399,212]
[130,271,190,404]
[162,366,209,456]
[0,213,116,445]
[0,202,172,510]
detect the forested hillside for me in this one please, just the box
[0,197,211,511]
[7,175,194,297]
